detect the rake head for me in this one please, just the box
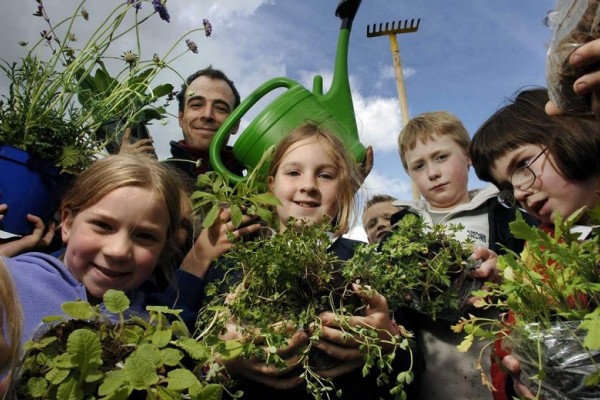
[366,18,420,37]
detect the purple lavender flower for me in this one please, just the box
[33,4,43,17]
[203,19,212,37]
[126,0,142,12]
[185,39,198,54]
[152,0,170,23]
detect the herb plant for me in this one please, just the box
[14,290,223,400]
[187,163,417,399]
[452,208,600,398]
[345,213,480,321]
[190,150,280,230]
[197,220,415,400]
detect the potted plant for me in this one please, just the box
[0,0,209,236]
[13,289,225,400]
[452,208,600,399]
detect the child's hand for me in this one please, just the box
[503,354,536,399]
[464,247,499,306]
[313,284,398,378]
[0,212,56,257]
[358,145,374,184]
[118,127,157,158]
[467,247,500,283]
[546,38,600,120]
[181,206,262,278]
[219,317,308,390]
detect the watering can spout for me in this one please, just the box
[210,0,366,184]
[319,0,363,144]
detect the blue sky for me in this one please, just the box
[0,0,555,239]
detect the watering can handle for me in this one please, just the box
[210,76,300,185]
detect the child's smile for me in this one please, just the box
[269,137,340,231]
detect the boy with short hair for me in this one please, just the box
[394,110,532,400]
[362,194,399,244]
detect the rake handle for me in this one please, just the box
[388,34,421,202]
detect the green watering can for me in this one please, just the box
[210,0,366,184]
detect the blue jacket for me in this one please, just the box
[4,252,147,345]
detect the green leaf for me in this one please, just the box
[98,370,128,396]
[218,340,244,360]
[103,289,130,313]
[152,329,172,349]
[152,83,174,98]
[248,193,281,206]
[26,377,49,398]
[580,308,600,350]
[46,366,71,384]
[123,352,160,390]
[154,386,181,399]
[132,343,163,368]
[61,301,97,320]
[161,347,184,366]
[230,204,243,228]
[176,337,210,362]
[194,384,223,400]
[202,204,220,229]
[94,67,114,93]
[166,368,200,391]
[67,329,103,376]
[56,376,84,400]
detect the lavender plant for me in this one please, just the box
[0,0,210,173]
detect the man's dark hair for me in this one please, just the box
[176,65,241,113]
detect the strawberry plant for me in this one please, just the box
[14,290,224,400]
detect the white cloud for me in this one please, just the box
[360,171,412,201]
[380,64,416,81]
[170,0,274,25]
[354,95,402,153]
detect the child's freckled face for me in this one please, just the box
[269,138,341,231]
[404,135,471,210]
[61,186,170,300]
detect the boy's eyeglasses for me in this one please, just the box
[497,147,548,209]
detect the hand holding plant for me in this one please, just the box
[452,208,600,399]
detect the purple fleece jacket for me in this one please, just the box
[3,252,147,345]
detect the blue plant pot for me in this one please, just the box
[0,144,67,236]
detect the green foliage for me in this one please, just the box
[0,0,207,173]
[15,290,223,400]
[452,207,600,396]
[191,149,280,229]
[197,219,414,400]
[345,213,478,320]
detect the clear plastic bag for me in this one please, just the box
[546,0,600,115]
[506,320,600,400]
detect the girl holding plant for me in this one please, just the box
[468,87,600,399]
[194,122,421,399]
[2,153,185,346]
